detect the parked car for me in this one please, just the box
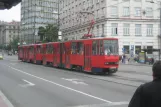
[8,51,12,56]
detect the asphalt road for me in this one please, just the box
[0,55,152,107]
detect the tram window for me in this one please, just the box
[92,41,96,55]
[37,46,41,53]
[71,42,77,54]
[77,42,83,55]
[47,44,53,54]
[80,42,83,55]
[30,47,34,54]
[96,40,100,55]
[40,46,44,54]
[47,45,50,54]
[57,44,60,54]
[100,40,104,55]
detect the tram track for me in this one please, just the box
[7,60,145,87]
[112,75,149,83]
[118,70,151,76]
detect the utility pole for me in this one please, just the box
[58,0,60,31]
[57,0,62,41]
[159,2,161,61]
[33,4,36,44]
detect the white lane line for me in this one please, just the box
[62,78,88,85]
[20,79,35,88]
[69,101,129,107]
[0,90,14,107]
[10,63,17,66]
[23,79,35,86]
[7,66,112,104]
[7,65,129,105]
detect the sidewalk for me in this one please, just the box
[0,90,14,107]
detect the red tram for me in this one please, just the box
[18,38,119,74]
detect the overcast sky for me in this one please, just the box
[0,3,20,22]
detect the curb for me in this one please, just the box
[0,90,14,107]
[120,63,152,67]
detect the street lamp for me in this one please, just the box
[58,31,62,41]
[150,0,161,61]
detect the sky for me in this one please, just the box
[0,3,21,22]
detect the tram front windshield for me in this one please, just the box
[104,40,118,55]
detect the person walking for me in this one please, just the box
[128,61,161,107]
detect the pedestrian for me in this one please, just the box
[122,55,124,63]
[151,58,154,64]
[123,54,126,64]
[128,58,130,62]
[128,61,161,107]
[149,58,151,65]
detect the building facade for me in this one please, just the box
[0,21,20,46]
[0,21,7,45]
[21,0,58,44]
[59,0,160,57]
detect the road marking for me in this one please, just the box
[70,101,129,107]
[4,59,17,62]
[62,78,88,85]
[7,65,128,105]
[19,79,35,88]
[10,63,17,66]
[0,90,14,107]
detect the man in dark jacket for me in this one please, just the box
[128,61,161,107]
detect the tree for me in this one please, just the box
[0,45,2,49]
[38,26,46,41]
[10,37,19,51]
[38,24,58,42]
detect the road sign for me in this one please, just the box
[131,45,134,49]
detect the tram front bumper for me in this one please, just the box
[109,67,118,73]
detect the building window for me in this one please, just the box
[91,0,94,5]
[135,46,141,54]
[135,24,141,36]
[110,6,118,17]
[158,24,160,35]
[97,25,99,36]
[146,0,152,2]
[146,8,153,17]
[135,0,141,2]
[102,7,106,16]
[97,10,99,18]
[102,24,104,36]
[111,23,118,36]
[135,7,141,17]
[123,24,130,36]
[147,24,153,36]
[147,46,153,54]
[123,45,129,54]
[123,7,130,17]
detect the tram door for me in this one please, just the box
[84,44,92,72]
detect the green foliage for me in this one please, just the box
[38,24,58,42]
[6,44,11,51]
[0,45,2,49]
[10,37,19,51]
[38,26,46,41]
